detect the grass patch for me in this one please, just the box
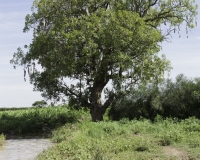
[2,107,200,159]
[36,120,161,160]
[36,117,200,160]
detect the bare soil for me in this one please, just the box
[163,146,189,160]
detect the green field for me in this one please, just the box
[1,107,200,159]
[0,106,85,136]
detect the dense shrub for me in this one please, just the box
[109,74,200,120]
[0,107,88,135]
[109,82,162,120]
[161,74,200,119]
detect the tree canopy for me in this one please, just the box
[32,100,47,108]
[10,0,198,121]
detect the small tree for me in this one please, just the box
[32,100,47,108]
[10,0,198,121]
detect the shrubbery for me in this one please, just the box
[109,74,200,120]
[37,118,200,159]
[0,106,88,135]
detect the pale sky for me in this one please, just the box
[0,0,200,108]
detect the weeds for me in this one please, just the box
[0,106,87,135]
[36,117,200,160]
[2,107,200,159]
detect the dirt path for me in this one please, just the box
[163,146,189,160]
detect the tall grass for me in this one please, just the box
[36,117,200,160]
[0,106,88,135]
[2,107,200,159]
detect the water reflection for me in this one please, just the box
[0,139,53,160]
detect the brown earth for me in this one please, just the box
[163,146,189,160]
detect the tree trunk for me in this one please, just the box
[89,78,107,122]
[90,104,104,122]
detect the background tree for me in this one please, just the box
[108,81,162,121]
[10,0,198,121]
[160,74,200,119]
[32,100,47,108]
[109,74,200,120]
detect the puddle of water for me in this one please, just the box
[0,139,53,160]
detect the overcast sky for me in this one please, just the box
[0,0,200,108]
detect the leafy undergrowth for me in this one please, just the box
[0,106,88,136]
[1,107,200,159]
[36,117,200,160]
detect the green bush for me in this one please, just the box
[109,82,162,120]
[0,107,88,135]
[109,74,200,120]
[161,74,200,119]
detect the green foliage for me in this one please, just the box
[109,81,162,120]
[0,107,87,135]
[161,75,200,119]
[36,117,200,159]
[181,117,200,132]
[159,130,183,146]
[109,74,200,120]
[37,120,161,160]
[32,100,47,107]
[10,0,198,121]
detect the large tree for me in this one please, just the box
[10,0,198,121]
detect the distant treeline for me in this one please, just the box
[0,107,35,111]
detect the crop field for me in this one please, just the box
[0,106,86,136]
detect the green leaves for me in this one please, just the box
[32,100,47,107]
[10,0,198,119]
